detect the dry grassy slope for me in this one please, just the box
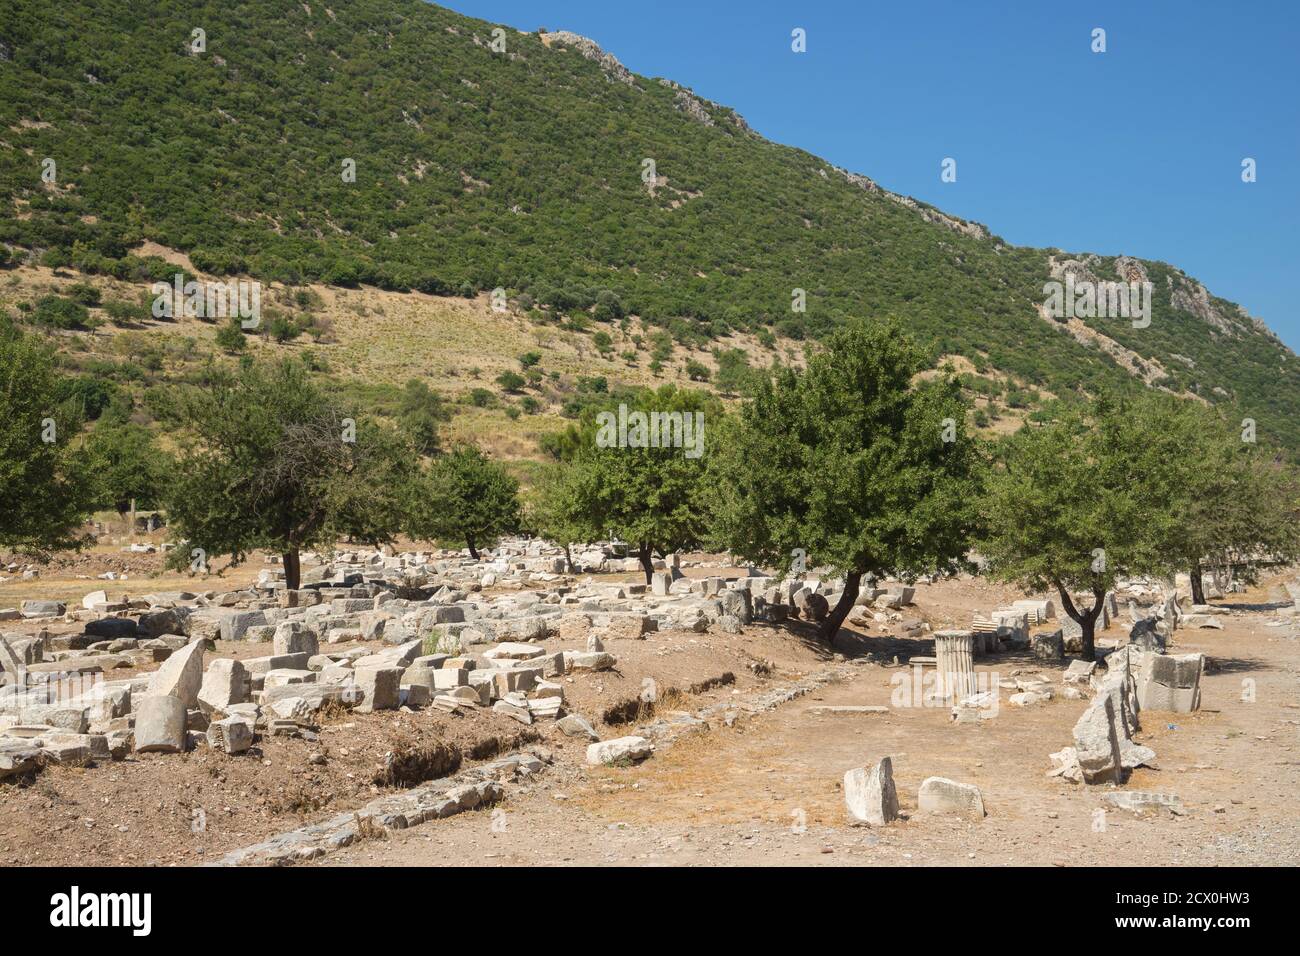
[2,256,1042,468]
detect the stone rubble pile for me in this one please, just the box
[1048,639,1204,785]
[0,538,844,780]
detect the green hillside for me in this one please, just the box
[2,0,1297,450]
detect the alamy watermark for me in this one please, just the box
[1042,274,1152,328]
[595,403,704,459]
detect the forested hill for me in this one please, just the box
[2,0,1297,449]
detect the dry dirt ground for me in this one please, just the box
[3,570,1298,867]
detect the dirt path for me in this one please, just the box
[323,592,1300,867]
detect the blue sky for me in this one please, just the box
[444,0,1299,351]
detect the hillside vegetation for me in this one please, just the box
[1,0,1297,451]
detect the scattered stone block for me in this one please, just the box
[917,776,986,818]
[353,666,401,712]
[586,735,653,766]
[484,642,546,661]
[1063,659,1096,685]
[1031,629,1064,661]
[273,621,319,657]
[0,741,43,778]
[494,698,533,725]
[1138,652,1203,713]
[1103,791,1183,814]
[558,613,592,642]
[566,651,615,672]
[557,714,599,740]
[601,614,651,640]
[207,716,253,754]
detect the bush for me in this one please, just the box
[66,283,102,307]
[685,359,711,382]
[495,370,526,393]
[215,318,247,353]
[31,295,96,330]
[268,315,301,342]
[104,299,147,325]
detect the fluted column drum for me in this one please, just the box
[933,630,977,702]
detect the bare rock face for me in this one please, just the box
[672,89,714,127]
[844,757,900,826]
[541,31,635,87]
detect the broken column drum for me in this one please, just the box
[933,630,977,702]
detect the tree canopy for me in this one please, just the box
[406,445,521,560]
[551,384,713,583]
[84,422,172,515]
[978,393,1183,658]
[708,319,982,639]
[162,358,414,588]
[0,319,95,556]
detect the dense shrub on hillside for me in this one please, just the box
[1,0,1295,449]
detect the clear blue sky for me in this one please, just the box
[443,0,1300,351]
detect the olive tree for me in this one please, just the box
[0,320,95,557]
[163,359,414,589]
[708,319,983,641]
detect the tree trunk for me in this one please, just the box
[563,543,575,575]
[1054,582,1103,662]
[467,537,479,561]
[818,571,862,643]
[638,542,655,586]
[1189,562,1205,605]
[282,549,301,591]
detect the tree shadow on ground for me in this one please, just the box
[759,618,837,660]
[1213,601,1293,613]
[1202,655,1277,675]
[825,628,934,662]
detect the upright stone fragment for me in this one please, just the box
[1072,694,1123,784]
[0,635,27,686]
[147,640,204,707]
[843,757,900,826]
[134,695,187,753]
[198,658,250,715]
[1137,652,1203,713]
